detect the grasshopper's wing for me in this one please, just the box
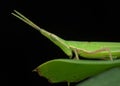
[12,10,72,57]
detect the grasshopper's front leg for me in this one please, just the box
[73,49,79,60]
[70,47,79,60]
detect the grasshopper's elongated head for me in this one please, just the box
[12,10,72,58]
[39,28,73,57]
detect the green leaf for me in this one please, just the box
[76,67,120,86]
[33,59,120,83]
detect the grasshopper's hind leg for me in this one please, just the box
[104,48,113,61]
[87,48,113,61]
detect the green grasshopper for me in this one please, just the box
[12,10,120,61]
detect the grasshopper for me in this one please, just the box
[12,10,120,61]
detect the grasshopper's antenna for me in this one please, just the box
[11,10,42,31]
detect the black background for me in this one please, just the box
[0,1,120,86]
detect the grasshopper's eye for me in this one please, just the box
[50,34,59,40]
